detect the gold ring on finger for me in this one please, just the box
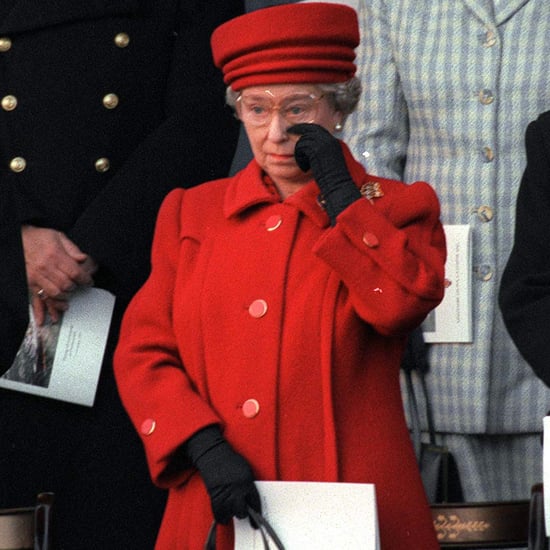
[36,288,47,300]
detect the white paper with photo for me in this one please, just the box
[0,287,115,407]
[234,481,380,549]
[423,224,472,343]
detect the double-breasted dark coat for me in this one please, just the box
[0,1,243,548]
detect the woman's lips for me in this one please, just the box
[268,153,295,162]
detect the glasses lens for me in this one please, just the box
[240,97,272,126]
[280,96,318,125]
[239,94,320,127]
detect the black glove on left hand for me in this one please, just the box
[288,123,361,225]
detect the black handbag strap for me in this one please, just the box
[204,507,286,550]
[405,368,423,460]
[418,369,437,445]
[405,366,438,451]
[402,327,437,459]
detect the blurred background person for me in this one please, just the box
[500,110,550,388]
[345,0,550,503]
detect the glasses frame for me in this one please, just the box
[236,90,325,128]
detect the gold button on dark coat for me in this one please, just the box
[103,93,119,109]
[95,157,110,173]
[114,32,130,48]
[9,157,26,173]
[1,95,17,111]
[0,37,12,52]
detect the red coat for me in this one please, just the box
[114,145,446,549]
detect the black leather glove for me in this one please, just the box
[183,425,261,524]
[288,123,361,225]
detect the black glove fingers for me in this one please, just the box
[288,123,361,225]
[210,486,233,524]
[233,487,252,519]
[184,427,261,524]
[245,484,262,514]
[210,482,260,524]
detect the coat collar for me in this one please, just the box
[223,142,369,228]
[0,0,142,35]
[461,0,532,26]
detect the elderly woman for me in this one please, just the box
[114,4,445,549]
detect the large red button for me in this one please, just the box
[248,299,268,318]
[265,215,282,231]
[242,399,260,418]
[140,418,156,436]
[362,231,379,248]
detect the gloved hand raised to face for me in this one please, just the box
[288,123,361,225]
[183,425,261,524]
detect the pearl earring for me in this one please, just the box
[335,122,343,132]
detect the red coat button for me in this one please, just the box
[242,399,260,418]
[265,215,282,231]
[140,418,156,436]
[362,231,379,248]
[248,299,268,318]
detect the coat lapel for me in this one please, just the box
[0,0,142,34]
[494,0,532,25]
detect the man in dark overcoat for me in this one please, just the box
[0,1,243,548]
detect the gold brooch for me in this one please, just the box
[360,182,384,203]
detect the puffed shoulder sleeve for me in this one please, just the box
[114,189,221,487]
[314,179,446,335]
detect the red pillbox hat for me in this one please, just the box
[211,3,359,91]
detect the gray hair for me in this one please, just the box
[317,77,362,118]
[225,77,362,121]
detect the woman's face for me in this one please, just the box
[236,83,342,189]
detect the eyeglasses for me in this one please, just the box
[236,91,324,128]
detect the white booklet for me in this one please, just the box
[423,224,473,343]
[543,416,550,534]
[234,481,380,549]
[0,287,115,407]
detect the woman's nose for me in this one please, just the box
[266,111,289,141]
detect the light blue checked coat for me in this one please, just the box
[345,0,550,497]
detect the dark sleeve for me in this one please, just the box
[68,1,243,303]
[499,112,550,386]
[0,182,29,372]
